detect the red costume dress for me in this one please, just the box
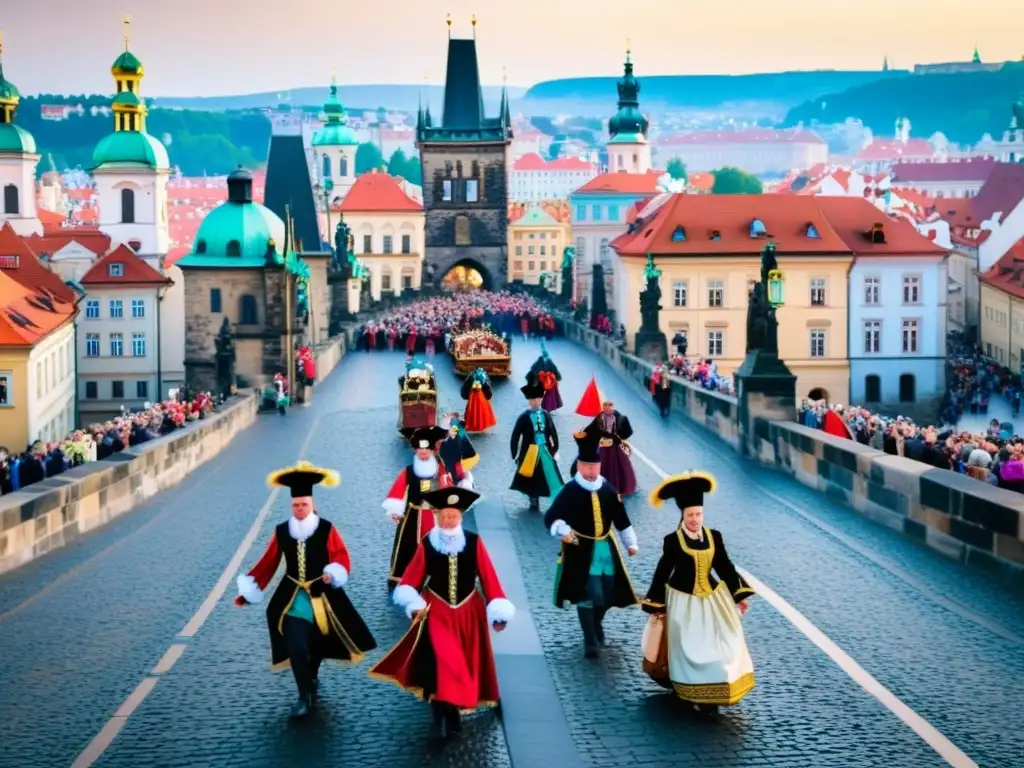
[460,374,497,434]
[370,526,514,710]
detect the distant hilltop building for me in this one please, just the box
[655,128,828,175]
[913,46,1006,74]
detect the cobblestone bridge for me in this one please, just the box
[1,339,1021,768]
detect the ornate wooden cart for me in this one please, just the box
[398,377,438,434]
[449,330,512,378]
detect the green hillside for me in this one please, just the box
[782,64,1024,144]
[523,70,904,108]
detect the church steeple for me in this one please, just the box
[110,15,146,133]
[0,30,23,127]
[882,54,889,72]
[322,73,346,126]
[608,39,649,140]
[972,45,981,64]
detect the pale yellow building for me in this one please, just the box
[979,239,1024,369]
[333,171,424,301]
[509,205,570,292]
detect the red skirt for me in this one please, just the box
[464,389,498,433]
[370,591,500,710]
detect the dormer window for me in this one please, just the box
[869,223,886,244]
[226,240,241,257]
[195,239,207,254]
[672,226,687,242]
[806,223,821,239]
[750,218,767,238]
[108,263,124,278]
[709,230,721,241]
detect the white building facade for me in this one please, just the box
[27,323,77,443]
[509,153,598,202]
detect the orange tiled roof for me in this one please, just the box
[574,170,664,195]
[612,194,947,257]
[980,237,1024,300]
[80,244,170,287]
[0,223,78,304]
[508,199,571,224]
[25,227,111,257]
[0,271,77,347]
[687,172,715,191]
[337,170,422,213]
[37,209,66,227]
[855,139,934,161]
[513,152,596,172]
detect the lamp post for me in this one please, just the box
[766,269,784,308]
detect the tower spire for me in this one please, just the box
[472,14,477,40]
[123,13,131,51]
[446,13,452,39]
[626,37,631,65]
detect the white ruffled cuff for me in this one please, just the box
[553,452,560,461]
[620,525,638,550]
[323,562,348,588]
[550,519,571,537]
[486,597,515,625]
[236,574,264,605]
[393,584,427,619]
[383,498,405,520]
[457,472,475,490]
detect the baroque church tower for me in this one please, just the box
[416,17,512,289]
[606,42,651,175]
[0,34,43,236]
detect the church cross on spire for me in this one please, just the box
[123,13,131,51]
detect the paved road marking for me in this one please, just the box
[630,445,979,768]
[71,418,320,767]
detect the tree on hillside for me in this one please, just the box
[548,141,564,161]
[711,167,763,195]
[666,158,687,180]
[356,142,385,174]
[387,149,423,184]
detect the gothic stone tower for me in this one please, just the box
[417,29,512,289]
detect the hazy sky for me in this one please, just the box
[3,0,1020,96]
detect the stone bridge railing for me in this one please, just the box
[560,317,1024,582]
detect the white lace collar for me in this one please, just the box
[428,525,466,555]
[289,513,320,542]
[412,455,439,479]
[574,473,604,492]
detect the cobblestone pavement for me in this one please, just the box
[3,339,1023,768]
[0,351,508,768]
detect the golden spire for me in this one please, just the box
[446,13,452,38]
[471,14,477,39]
[502,66,507,86]
[123,14,131,51]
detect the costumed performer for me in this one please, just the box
[235,461,377,718]
[570,399,638,495]
[439,412,479,490]
[822,407,853,440]
[384,426,473,591]
[529,340,563,412]
[370,486,514,747]
[544,430,639,658]
[460,368,498,433]
[509,377,564,512]
[641,472,755,714]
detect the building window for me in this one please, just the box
[383,235,393,254]
[707,279,724,308]
[455,215,470,246]
[85,333,100,357]
[591,205,602,221]
[528,261,535,271]
[121,188,135,224]
[136,381,148,399]
[196,240,207,254]
[528,246,535,256]
[401,274,413,290]
[899,374,916,403]
[226,240,241,257]
[810,278,826,306]
[515,245,522,256]
[810,328,826,357]
[864,276,880,305]
[707,330,724,357]
[575,205,586,221]
[442,180,453,202]
[86,299,100,319]
[673,281,687,307]
[112,380,124,399]
[109,263,124,278]
[2,184,18,214]
[540,246,547,256]
[864,320,881,354]
[110,333,124,356]
[401,234,411,254]
[902,319,919,353]
[340,156,348,177]
[210,288,222,313]
[599,238,610,263]
[322,154,331,179]
[109,299,124,318]
[131,333,146,357]
[865,375,881,402]
[382,273,392,292]
[239,294,258,324]
[608,205,619,221]
[575,237,586,260]
[131,299,145,318]
[85,381,98,399]
[363,234,372,253]
[466,179,479,203]
[902,275,920,304]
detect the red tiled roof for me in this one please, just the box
[855,139,934,161]
[25,227,111,258]
[574,170,664,195]
[80,244,170,287]
[890,158,1000,184]
[968,163,1024,225]
[513,152,595,172]
[980,237,1024,300]
[0,223,78,304]
[687,172,715,191]
[336,170,421,213]
[0,271,77,347]
[37,209,66,227]
[657,129,826,146]
[612,194,946,257]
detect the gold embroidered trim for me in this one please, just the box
[672,672,755,705]
[676,526,715,598]
[447,554,459,604]
[297,541,307,582]
[590,492,604,538]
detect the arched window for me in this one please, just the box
[120,188,135,224]
[226,239,241,257]
[865,375,881,402]
[576,236,586,260]
[2,184,18,214]
[339,155,348,177]
[322,154,332,179]
[599,238,610,264]
[899,374,916,403]
[239,294,258,324]
[195,239,207,254]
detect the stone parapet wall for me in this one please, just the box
[312,333,349,385]
[0,393,259,576]
[559,318,1024,581]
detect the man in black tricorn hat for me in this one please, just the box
[509,376,563,512]
[236,460,377,718]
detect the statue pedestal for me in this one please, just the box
[634,330,667,364]
[734,349,797,459]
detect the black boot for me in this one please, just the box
[428,702,446,748]
[577,606,599,658]
[445,704,463,738]
[289,691,311,719]
[528,496,540,512]
[594,607,607,646]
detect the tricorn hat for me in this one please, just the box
[421,486,481,513]
[403,425,448,450]
[521,377,545,399]
[573,428,602,464]
[649,471,716,511]
[266,460,341,498]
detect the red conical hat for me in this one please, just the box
[575,375,603,418]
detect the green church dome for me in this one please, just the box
[112,91,143,108]
[0,76,19,103]
[177,169,286,269]
[112,50,143,75]
[93,131,169,170]
[0,124,36,154]
[312,79,359,146]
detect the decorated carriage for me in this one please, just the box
[449,329,512,378]
[398,356,438,435]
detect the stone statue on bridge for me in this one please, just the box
[334,217,352,280]
[560,245,575,302]
[214,317,236,398]
[633,255,667,363]
[745,242,779,355]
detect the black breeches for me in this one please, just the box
[283,615,321,696]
